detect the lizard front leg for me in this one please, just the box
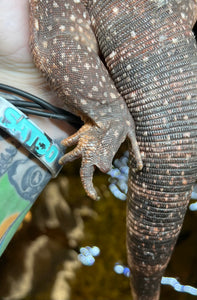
[29,0,142,200]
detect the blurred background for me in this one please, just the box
[0,144,197,300]
[0,21,196,300]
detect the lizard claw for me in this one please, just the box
[59,118,142,200]
[60,127,82,148]
[59,122,104,200]
[59,146,81,164]
[128,131,143,171]
[80,163,100,200]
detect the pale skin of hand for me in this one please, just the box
[0,0,75,140]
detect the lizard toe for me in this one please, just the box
[59,147,81,164]
[127,131,143,171]
[59,118,142,199]
[61,131,80,147]
[80,162,99,200]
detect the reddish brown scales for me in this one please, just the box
[29,0,197,299]
[29,0,142,200]
[84,1,197,299]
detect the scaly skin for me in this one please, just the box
[29,1,197,299]
[29,0,142,200]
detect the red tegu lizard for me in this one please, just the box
[29,0,197,299]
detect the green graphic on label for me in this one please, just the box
[0,174,34,256]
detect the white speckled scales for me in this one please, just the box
[82,0,197,299]
[29,1,197,299]
[29,0,143,199]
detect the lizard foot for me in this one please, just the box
[59,119,142,200]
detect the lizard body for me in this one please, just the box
[29,0,197,299]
